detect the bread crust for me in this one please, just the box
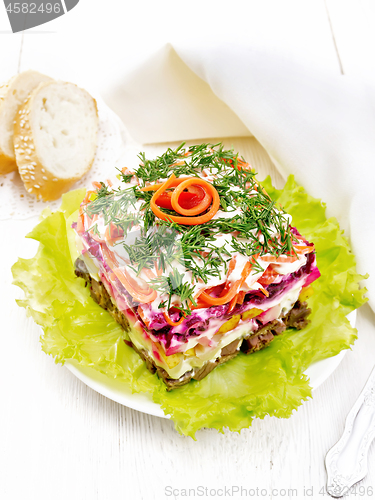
[14,81,98,201]
[0,78,17,174]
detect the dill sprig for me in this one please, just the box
[136,142,248,187]
[149,269,197,316]
[85,186,141,233]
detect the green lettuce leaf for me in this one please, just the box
[12,176,367,438]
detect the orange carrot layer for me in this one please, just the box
[260,254,298,263]
[294,244,315,254]
[163,310,186,327]
[77,207,85,233]
[112,267,157,303]
[199,260,252,306]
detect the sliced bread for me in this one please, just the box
[14,81,99,201]
[0,70,52,174]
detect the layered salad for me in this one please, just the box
[71,144,320,389]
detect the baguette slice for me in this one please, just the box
[14,81,99,201]
[0,70,52,174]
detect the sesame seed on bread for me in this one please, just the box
[0,70,52,175]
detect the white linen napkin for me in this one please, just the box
[103,43,375,310]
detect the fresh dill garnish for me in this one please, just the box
[149,269,197,316]
[95,182,111,199]
[115,167,134,184]
[85,186,141,233]
[122,225,178,274]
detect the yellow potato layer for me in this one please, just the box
[155,343,183,368]
[184,348,196,357]
[164,352,183,369]
[218,314,241,334]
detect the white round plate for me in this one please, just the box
[65,311,356,419]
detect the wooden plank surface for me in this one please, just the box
[1,2,375,499]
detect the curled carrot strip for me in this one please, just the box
[137,306,150,328]
[104,248,156,303]
[227,289,246,314]
[260,254,298,263]
[294,244,315,254]
[83,190,96,204]
[227,256,237,277]
[77,207,85,233]
[227,288,247,313]
[121,167,134,175]
[150,174,220,226]
[260,244,314,264]
[233,158,251,172]
[199,253,259,307]
[214,256,237,299]
[163,310,186,327]
[171,178,212,216]
[218,282,231,298]
[236,291,246,304]
[141,178,212,212]
[259,255,277,263]
[101,245,120,268]
[227,294,238,314]
[258,266,278,286]
[105,222,124,245]
[112,267,157,304]
[155,262,163,276]
[142,265,163,280]
[142,268,156,280]
[199,261,252,306]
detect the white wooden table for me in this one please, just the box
[1,2,375,499]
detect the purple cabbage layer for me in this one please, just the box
[141,251,319,350]
[77,226,320,349]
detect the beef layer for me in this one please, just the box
[75,258,311,390]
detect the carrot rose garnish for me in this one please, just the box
[147,174,220,226]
